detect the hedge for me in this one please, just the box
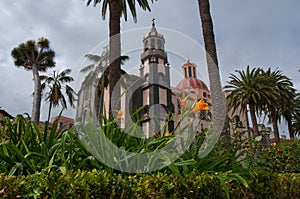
[0,170,299,198]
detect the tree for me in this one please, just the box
[80,47,129,118]
[40,69,76,122]
[85,0,153,116]
[280,90,299,139]
[11,38,55,123]
[224,66,278,137]
[262,68,296,142]
[198,0,226,138]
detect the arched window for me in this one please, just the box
[151,39,155,49]
[144,73,149,82]
[158,72,165,83]
[144,40,149,51]
[203,92,207,98]
[184,68,187,78]
[193,68,196,78]
[157,40,162,49]
[188,67,192,77]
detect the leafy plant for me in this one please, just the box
[0,114,102,175]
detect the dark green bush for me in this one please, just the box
[0,170,299,198]
[259,139,300,173]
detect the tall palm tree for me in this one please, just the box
[198,0,226,140]
[40,69,76,122]
[85,0,153,116]
[11,38,55,123]
[80,47,129,119]
[224,66,278,137]
[262,68,296,142]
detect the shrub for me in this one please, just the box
[259,139,300,173]
[0,170,299,198]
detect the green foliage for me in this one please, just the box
[85,0,153,22]
[11,38,55,71]
[0,115,102,175]
[77,114,187,174]
[255,139,300,173]
[0,170,299,198]
[1,110,300,198]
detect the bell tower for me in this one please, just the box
[139,19,174,137]
[182,60,197,78]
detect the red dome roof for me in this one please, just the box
[176,77,209,91]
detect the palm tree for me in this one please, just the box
[80,46,109,85]
[80,47,129,118]
[262,68,296,141]
[85,0,153,116]
[198,0,226,138]
[11,38,55,123]
[40,69,76,122]
[280,95,297,139]
[224,66,278,137]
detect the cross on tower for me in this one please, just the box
[152,18,155,27]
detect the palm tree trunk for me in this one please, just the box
[198,0,219,70]
[270,106,280,143]
[47,101,53,122]
[287,119,295,139]
[249,103,259,137]
[32,64,42,124]
[198,0,226,135]
[108,0,121,118]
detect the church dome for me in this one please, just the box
[176,77,209,91]
[176,60,210,99]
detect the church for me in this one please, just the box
[76,21,246,138]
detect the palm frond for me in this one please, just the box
[80,64,95,73]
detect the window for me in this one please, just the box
[203,92,207,98]
[157,40,162,49]
[143,105,150,118]
[235,115,242,128]
[158,72,165,83]
[144,40,149,51]
[235,115,240,123]
[184,68,187,78]
[144,73,149,82]
[151,39,155,49]
[188,67,192,77]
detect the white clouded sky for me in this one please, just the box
[0,0,299,133]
